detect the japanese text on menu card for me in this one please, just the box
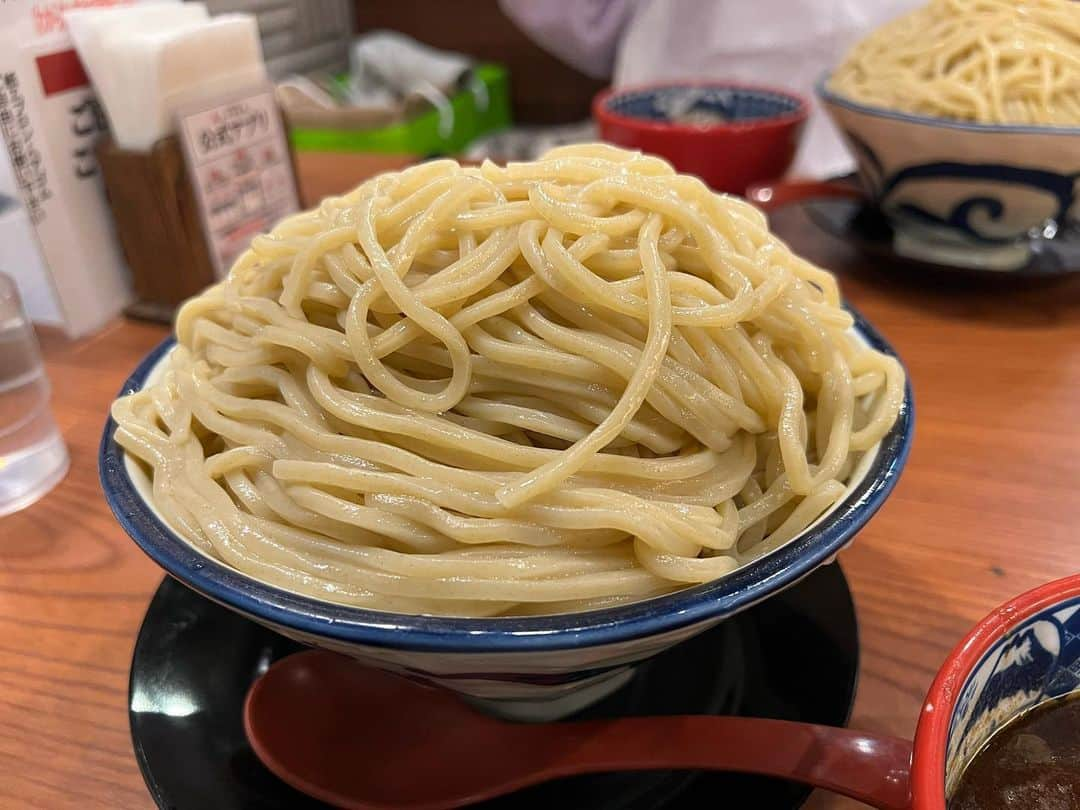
[177,86,299,278]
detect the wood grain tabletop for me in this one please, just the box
[2,152,1078,809]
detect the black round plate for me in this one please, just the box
[803,194,1080,279]
[129,563,859,810]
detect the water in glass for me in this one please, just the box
[0,273,68,517]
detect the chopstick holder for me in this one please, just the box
[96,135,215,323]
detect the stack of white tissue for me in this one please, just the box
[67,2,267,152]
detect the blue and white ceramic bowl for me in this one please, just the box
[819,78,1080,272]
[100,313,912,722]
[912,573,1080,808]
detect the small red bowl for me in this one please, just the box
[593,82,809,193]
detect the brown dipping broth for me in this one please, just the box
[949,693,1080,809]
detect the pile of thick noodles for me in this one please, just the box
[112,145,904,617]
[829,0,1080,125]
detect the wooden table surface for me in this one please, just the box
[2,153,1079,809]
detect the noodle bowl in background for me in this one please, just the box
[110,144,904,618]
[820,0,1080,271]
[828,0,1080,127]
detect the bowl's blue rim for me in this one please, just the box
[594,81,810,134]
[602,83,805,116]
[816,75,1080,137]
[100,308,913,653]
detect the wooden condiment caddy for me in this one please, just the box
[96,135,216,323]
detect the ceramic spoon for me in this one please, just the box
[245,650,912,810]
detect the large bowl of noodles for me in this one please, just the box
[821,0,1080,271]
[100,145,913,721]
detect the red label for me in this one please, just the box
[35,49,90,97]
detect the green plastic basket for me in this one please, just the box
[288,64,511,154]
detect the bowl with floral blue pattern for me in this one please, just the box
[912,573,1080,807]
[819,77,1080,272]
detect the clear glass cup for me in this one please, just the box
[0,272,69,517]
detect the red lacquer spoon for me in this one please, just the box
[244,650,912,810]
